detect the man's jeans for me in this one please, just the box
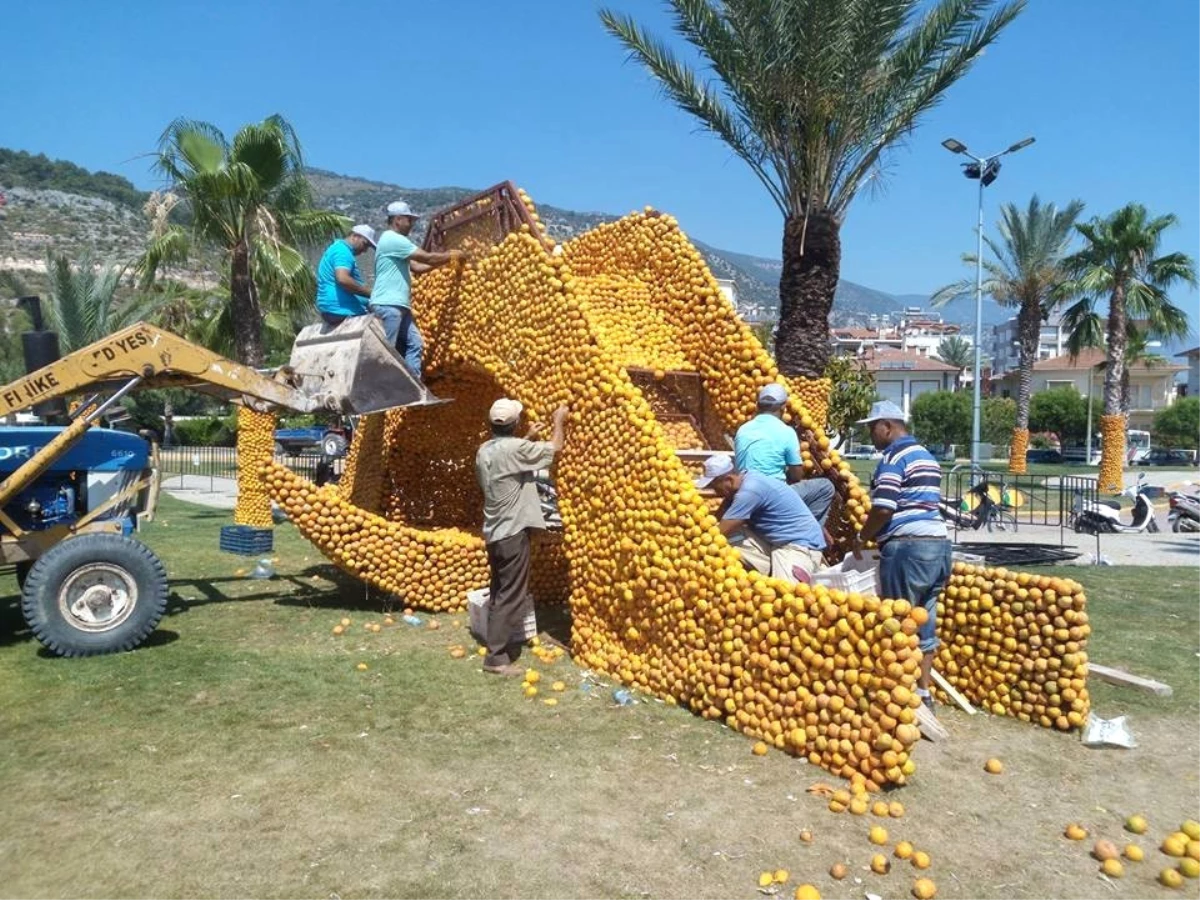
[370,304,424,377]
[791,478,835,525]
[878,537,952,652]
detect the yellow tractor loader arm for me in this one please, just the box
[0,323,320,419]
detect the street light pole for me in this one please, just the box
[941,136,1035,473]
[972,173,985,473]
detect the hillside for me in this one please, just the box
[0,147,1003,327]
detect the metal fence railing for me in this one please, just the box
[158,445,344,490]
[940,466,1101,544]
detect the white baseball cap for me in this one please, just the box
[693,453,735,489]
[386,200,419,219]
[488,398,523,426]
[350,224,377,247]
[758,383,788,406]
[857,400,907,424]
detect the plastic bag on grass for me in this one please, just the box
[1081,713,1136,748]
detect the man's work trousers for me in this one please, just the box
[484,529,533,668]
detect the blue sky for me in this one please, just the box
[1,0,1196,329]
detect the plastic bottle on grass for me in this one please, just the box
[402,614,423,626]
[249,558,275,579]
[613,688,636,706]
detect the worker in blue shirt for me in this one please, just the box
[734,383,836,525]
[695,453,826,583]
[370,200,464,377]
[315,225,376,327]
[854,400,951,713]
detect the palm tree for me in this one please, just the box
[599,0,1025,383]
[932,196,1083,471]
[42,250,160,352]
[1058,203,1197,490]
[140,115,346,366]
[934,335,973,390]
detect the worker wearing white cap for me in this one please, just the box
[475,399,569,676]
[853,399,950,713]
[695,452,825,583]
[734,382,837,526]
[315,225,376,327]
[369,199,465,377]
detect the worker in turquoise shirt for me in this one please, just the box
[315,225,375,326]
[734,383,836,526]
[370,200,464,377]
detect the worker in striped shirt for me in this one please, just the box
[853,400,951,713]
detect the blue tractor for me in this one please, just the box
[1,427,166,656]
[0,296,442,656]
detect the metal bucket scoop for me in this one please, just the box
[288,316,445,415]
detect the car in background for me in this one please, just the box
[1025,448,1064,464]
[273,423,353,458]
[1136,448,1194,467]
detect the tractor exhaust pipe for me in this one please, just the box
[15,296,68,421]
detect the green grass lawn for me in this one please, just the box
[0,496,1196,899]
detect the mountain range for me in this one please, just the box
[0,146,1011,330]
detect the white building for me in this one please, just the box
[715,278,739,310]
[1176,346,1199,398]
[860,348,959,419]
[988,308,1068,377]
[996,348,1185,431]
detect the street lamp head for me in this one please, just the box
[1006,136,1036,154]
[942,138,968,154]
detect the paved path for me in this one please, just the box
[948,522,1199,568]
[162,472,1198,568]
[161,473,237,510]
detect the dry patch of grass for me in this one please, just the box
[0,497,1196,898]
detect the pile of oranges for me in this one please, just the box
[233,407,276,527]
[937,562,1089,729]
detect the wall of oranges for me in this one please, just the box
[250,198,1087,788]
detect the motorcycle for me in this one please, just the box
[1072,473,1160,534]
[1167,485,1200,533]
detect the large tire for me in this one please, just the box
[321,431,348,459]
[21,533,168,657]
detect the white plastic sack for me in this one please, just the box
[1081,713,1137,748]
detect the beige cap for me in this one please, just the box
[488,398,523,426]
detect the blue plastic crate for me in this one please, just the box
[219,525,274,555]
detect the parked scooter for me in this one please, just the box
[1072,473,1160,534]
[1167,484,1200,533]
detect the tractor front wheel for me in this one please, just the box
[21,533,168,657]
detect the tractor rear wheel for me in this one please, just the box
[21,533,168,657]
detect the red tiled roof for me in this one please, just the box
[861,348,957,372]
[1032,349,1186,372]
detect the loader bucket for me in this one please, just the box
[288,316,444,415]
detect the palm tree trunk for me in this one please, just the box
[229,240,265,367]
[1103,283,1127,416]
[1014,303,1041,431]
[1008,301,1042,474]
[775,210,839,380]
[1098,281,1128,492]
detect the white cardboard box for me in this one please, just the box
[467,587,538,644]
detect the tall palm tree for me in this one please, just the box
[1058,203,1196,490]
[599,0,1025,383]
[934,335,973,390]
[43,250,160,352]
[140,115,346,366]
[932,196,1083,471]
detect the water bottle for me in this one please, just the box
[249,558,275,579]
[402,614,423,626]
[613,688,636,706]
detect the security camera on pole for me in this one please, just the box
[941,136,1035,473]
